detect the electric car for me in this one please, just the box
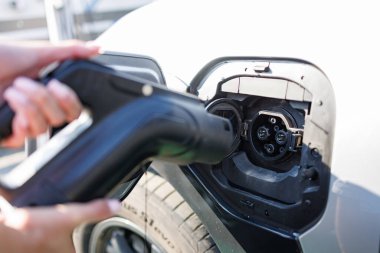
[73,0,380,252]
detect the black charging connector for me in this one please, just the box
[0,60,234,207]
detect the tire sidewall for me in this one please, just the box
[120,184,195,253]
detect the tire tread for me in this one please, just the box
[127,171,218,253]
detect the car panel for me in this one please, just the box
[96,1,380,252]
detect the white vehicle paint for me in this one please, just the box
[95,1,380,252]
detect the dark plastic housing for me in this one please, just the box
[177,57,335,252]
[0,60,234,207]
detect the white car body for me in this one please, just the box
[95,1,380,252]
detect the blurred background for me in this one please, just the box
[0,0,154,40]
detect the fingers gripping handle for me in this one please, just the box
[0,59,142,140]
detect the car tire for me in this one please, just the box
[87,171,219,253]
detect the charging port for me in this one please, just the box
[240,99,306,172]
[249,110,303,163]
[188,58,333,232]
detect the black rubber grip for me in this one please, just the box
[0,102,15,140]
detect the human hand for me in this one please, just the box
[1,78,82,147]
[0,40,100,88]
[0,199,120,253]
[0,41,100,147]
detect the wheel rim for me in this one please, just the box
[89,217,165,253]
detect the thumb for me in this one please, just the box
[37,41,101,67]
[56,199,121,228]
